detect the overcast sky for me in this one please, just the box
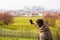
[0,0,60,10]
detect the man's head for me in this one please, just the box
[36,19,44,28]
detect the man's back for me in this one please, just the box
[39,24,52,40]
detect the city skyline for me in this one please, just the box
[0,0,60,10]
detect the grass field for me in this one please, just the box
[0,16,60,40]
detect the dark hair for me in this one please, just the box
[36,19,44,27]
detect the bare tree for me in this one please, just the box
[0,12,14,25]
[43,13,57,26]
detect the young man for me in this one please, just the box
[36,19,52,40]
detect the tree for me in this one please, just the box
[0,12,14,25]
[43,13,57,26]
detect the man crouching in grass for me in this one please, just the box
[35,19,52,40]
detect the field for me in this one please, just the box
[0,16,60,40]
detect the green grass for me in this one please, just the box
[0,36,38,40]
[0,16,60,40]
[0,16,41,40]
[14,16,42,25]
[50,27,60,40]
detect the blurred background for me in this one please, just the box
[0,0,60,40]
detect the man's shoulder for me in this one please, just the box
[40,24,50,32]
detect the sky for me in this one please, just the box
[0,0,60,10]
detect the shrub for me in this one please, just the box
[43,13,57,26]
[0,12,14,25]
